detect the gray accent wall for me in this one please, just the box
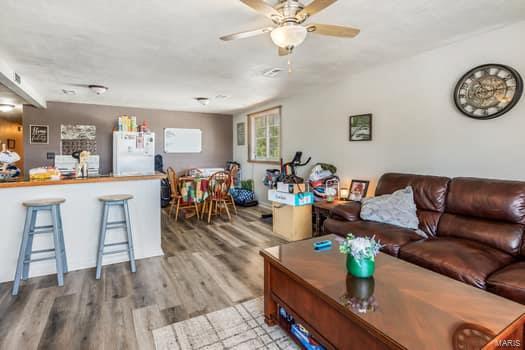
[23,102,233,174]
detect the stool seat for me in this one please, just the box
[98,194,134,202]
[23,198,66,207]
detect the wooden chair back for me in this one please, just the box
[166,167,178,197]
[208,171,232,200]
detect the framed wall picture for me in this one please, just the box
[7,139,15,149]
[237,122,246,146]
[29,125,49,144]
[349,180,370,201]
[349,114,372,141]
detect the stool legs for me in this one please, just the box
[22,208,37,280]
[56,205,68,273]
[51,205,65,287]
[95,204,109,280]
[123,201,137,273]
[12,204,67,296]
[96,200,136,279]
[12,208,34,295]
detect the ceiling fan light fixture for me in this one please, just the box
[88,85,109,95]
[194,97,210,106]
[271,24,307,48]
[0,104,15,113]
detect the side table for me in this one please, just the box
[313,200,347,236]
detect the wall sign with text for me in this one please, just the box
[29,125,49,144]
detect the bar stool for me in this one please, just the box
[12,198,68,296]
[95,194,136,279]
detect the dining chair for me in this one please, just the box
[167,167,200,221]
[202,171,232,224]
[224,165,239,215]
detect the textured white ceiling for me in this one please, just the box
[0,0,524,114]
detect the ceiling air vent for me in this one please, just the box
[262,68,283,78]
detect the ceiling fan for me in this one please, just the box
[220,0,360,56]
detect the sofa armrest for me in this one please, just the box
[330,202,362,222]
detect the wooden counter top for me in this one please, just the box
[0,173,165,189]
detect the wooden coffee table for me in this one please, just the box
[260,234,525,349]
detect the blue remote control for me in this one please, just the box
[313,240,332,250]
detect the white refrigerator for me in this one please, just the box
[113,132,155,176]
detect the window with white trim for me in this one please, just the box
[248,107,281,163]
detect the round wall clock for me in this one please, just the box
[454,64,523,120]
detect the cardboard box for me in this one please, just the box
[272,203,312,241]
[268,190,314,206]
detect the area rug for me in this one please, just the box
[152,297,300,350]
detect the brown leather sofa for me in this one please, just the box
[324,173,525,304]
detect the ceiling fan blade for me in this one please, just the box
[240,0,282,20]
[220,26,274,41]
[297,0,337,19]
[278,47,291,56]
[307,24,360,38]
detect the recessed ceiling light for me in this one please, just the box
[215,95,229,100]
[0,104,15,113]
[62,89,76,95]
[88,85,109,95]
[194,97,210,106]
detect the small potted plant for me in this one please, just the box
[339,234,382,278]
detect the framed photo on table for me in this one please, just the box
[349,180,370,201]
[7,139,15,149]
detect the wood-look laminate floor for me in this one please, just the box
[0,206,285,350]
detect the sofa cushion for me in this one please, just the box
[438,213,524,256]
[446,177,525,225]
[487,262,525,304]
[375,173,450,236]
[376,173,450,212]
[323,219,423,256]
[399,238,514,289]
[360,186,421,232]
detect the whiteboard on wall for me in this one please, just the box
[164,128,202,153]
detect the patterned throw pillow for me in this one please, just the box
[360,186,426,237]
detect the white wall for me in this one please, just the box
[233,21,525,204]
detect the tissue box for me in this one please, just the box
[268,190,314,206]
[277,182,306,194]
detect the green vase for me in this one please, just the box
[346,255,375,278]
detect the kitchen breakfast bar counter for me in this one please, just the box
[0,174,164,283]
